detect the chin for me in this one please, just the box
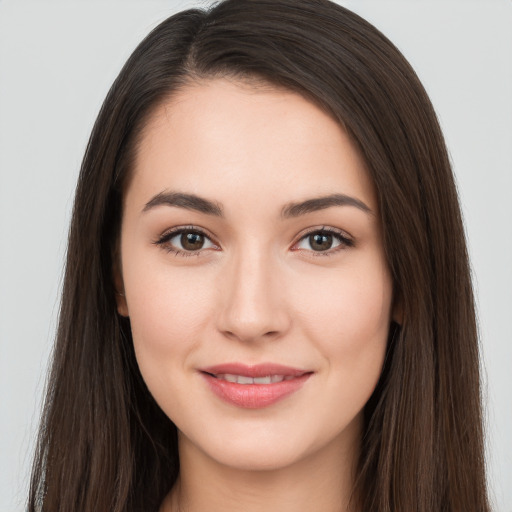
[178,414,361,474]
[207,443,312,472]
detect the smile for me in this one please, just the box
[214,374,297,384]
[200,363,313,409]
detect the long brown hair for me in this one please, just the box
[28,1,489,511]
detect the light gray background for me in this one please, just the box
[1,1,511,511]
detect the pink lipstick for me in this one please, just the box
[200,363,312,409]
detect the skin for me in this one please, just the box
[116,79,396,512]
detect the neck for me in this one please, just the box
[161,424,361,512]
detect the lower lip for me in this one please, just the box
[201,373,312,409]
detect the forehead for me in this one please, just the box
[128,78,377,215]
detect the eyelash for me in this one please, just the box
[153,225,354,258]
[294,226,354,257]
[153,225,217,258]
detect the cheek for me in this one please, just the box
[123,263,220,421]
[294,256,392,369]
[123,258,216,370]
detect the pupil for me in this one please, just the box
[181,232,204,250]
[310,233,332,251]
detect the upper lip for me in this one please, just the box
[200,363,311,378]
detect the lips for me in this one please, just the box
[215,374,295,384]
[200,363,313,409]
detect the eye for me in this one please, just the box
[294,227,353,255]
[154,226,218,256]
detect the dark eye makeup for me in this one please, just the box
[293,227,354,256]
[153,225,354,258]
[153,225,218,257]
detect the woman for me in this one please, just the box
[28,0,490,511]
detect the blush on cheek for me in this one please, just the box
[130,300,194,353]
[306,281,390,346]
[128,262,206,319]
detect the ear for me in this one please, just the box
[113,260,129,317]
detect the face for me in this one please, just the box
[116,79,395,472]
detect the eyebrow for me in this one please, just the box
[142,191,372,218]
[281,193,372,218]
[143,191,224,216]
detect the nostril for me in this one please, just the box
[220,328,283,343]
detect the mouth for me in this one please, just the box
[210,373,299,384]
[199,363,313,409]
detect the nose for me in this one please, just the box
[216,246,291,343]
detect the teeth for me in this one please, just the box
[216,374,289,384]
[254,376,272,384]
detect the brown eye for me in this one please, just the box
[295,228,353,254]
[309,233,333,251]
[181,232,205,251]
[155,227,217,255]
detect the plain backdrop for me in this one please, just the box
[0,1,511,510]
